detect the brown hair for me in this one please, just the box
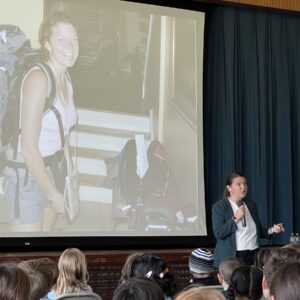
[18,257,59,295]
[18,261,49,300]
[270,262,300,300]
[119,252,145,284]
[0,263,31,300]
[263,247,300,288]
[218,257,245,284]
[253,248,272,270]
[224,172,245,197]
[38,11,77,60]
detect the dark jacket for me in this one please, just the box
[212,197,269,267]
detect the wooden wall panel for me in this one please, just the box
[197,0,300,12]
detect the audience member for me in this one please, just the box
[130,252,177,299]
[113,276,165,300]
[18,260,49,300]
[119,252,145,284]
[217,257,245,299]
[52,248,93,298]
[18,257,59,300]
[0,263,31,300]
[282,242,300,253]
[188,248,219,287]
[253,248,272,270]
[174,287,225,300]
[227,266,263,300]
[269,262,300,300]
[262,247,300,299]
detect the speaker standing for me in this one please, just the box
[212,172,284,267]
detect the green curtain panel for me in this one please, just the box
[204,6,300,245]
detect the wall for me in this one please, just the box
[0,0,44,47]
[198,0,300,12]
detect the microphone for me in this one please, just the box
[238,201,246,227]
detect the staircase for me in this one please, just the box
[54,108,152,232]
[0,108,151,233]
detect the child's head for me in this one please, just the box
[228,266,263,300]
[19,258,58,291]
[113,277,165,300]
[55,248,89,295]
[218,257,245,288]
[0,263,31,300]
[189,248,216,276]
[119,252,145,284]
[130,253,176,298]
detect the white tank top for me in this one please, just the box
[19,66,77,157]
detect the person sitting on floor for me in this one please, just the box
[217,257,245,299]
[188,248,219,287]
[113,276,165,300]
[50,248,98,299]
[227,266,263,300]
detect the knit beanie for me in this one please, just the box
[189,248,215,274]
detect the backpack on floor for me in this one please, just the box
[118,139,171,203]
[141,139,170,199]
[0,24,56,167]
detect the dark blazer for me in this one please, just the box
[212,197,269,267]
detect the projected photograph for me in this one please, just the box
[0,0,205,237]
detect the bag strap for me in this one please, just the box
[50,104,65,149]
[35,62,57,115]
[10,62,57,160]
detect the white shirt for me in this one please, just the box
[229,199,258,251]
[19,66,77,157]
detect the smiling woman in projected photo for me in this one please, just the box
[212,172,284,267]
[2,12,79,232]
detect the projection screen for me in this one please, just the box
[0,0,206,246]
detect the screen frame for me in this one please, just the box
[0,0,215,252]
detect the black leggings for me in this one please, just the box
[236,248,258,265]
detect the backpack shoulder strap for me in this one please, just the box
[34,63,66,149]
[34,62,56,114]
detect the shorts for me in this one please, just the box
[2,166,52,225]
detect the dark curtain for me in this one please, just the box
[204,6,300,245]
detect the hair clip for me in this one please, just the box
[145,270,152,278]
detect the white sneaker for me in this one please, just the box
[187,215,198,223]
[120,204,132,213]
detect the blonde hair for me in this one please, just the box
[54,248,89,296]
[175,287,225,300]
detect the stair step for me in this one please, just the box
[77,108,150,133]
[79,173,106,187]
[69,131,150,153]
[75,156,107,177]
[79,185,113,204]
[69,131,128,152]
[77,124,151,140]
[72,147,119,161]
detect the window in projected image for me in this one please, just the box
[0,0,206,237]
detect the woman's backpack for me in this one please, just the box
[0,24,56,166]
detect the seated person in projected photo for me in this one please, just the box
[105,137,199,233]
